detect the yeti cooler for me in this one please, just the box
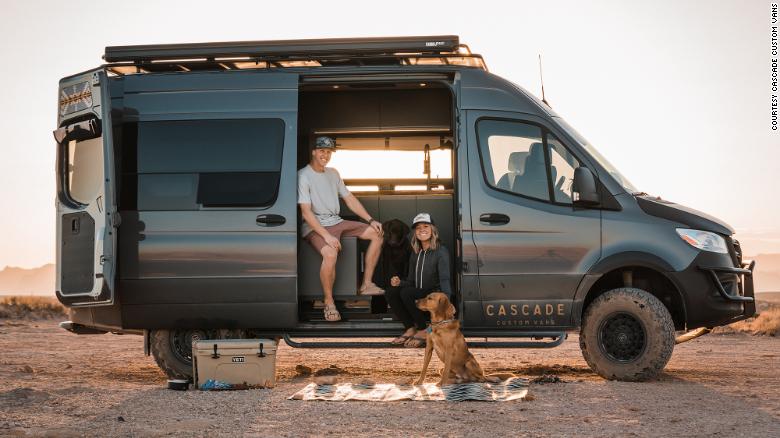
[193,339,277,389]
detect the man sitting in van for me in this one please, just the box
[298,136,385,322]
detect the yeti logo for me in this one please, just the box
[232,356,245,363]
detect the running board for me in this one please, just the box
[675,327,712,344]
[283,332,566,349]
[59,321,109,335]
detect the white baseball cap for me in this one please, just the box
[412,213,434,227]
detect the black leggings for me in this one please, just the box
[385,286,432,330]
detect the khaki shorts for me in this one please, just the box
[304,220,369,253]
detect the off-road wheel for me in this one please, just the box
[580,287,675,381]
[150,329,243,379]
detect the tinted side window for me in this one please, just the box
[137,119,284,173]
[477,119,549,201]
[121,119,285,210]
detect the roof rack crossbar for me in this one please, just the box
[105,35,461,63]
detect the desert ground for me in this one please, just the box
[1,296,779,437]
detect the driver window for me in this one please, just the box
[478,119,585,205]
[477,119,550,201]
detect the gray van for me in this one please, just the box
[54,36,756,381]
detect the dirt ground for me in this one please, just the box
[0,319,778,437]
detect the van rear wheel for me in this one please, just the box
[151,329,222,379]
[579,287,675,382]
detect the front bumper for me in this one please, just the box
[669,252,757,329]
[699,260,756,320]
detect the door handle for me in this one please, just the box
[256,214,286,226]
[479,213,510,225]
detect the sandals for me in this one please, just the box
[359,283,385,296]
[391,335,410,345]
[323,304,341,322]
[404,334,427,348]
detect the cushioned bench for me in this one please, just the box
[298,236,360,299]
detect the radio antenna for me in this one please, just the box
[538,54,550,107]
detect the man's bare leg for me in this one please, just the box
[358,226,383,289]
[319,246,338,306]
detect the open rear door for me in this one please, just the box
[54,68,117,306]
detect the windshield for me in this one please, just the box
[552,116,639,194]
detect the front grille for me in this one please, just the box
[725,236,741,267]
[719,276,739,297]
[732,239,743,265]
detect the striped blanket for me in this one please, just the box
[289,378,530,402]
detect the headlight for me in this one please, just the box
[676,228,728,253]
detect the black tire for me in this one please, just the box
[150,329,208,379]
[579,287,675,382]
[151,329,247,379]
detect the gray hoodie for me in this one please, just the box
[399,245,452,297]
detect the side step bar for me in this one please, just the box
[283,332,566,349]
[675,327,712,344]
[59,321,108,335]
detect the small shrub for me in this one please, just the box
[728,306,780,336]
[0,296,67,320]
[716,301,780,336]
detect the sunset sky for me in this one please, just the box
[0,0,777,270]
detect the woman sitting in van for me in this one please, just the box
[386,213,452,348]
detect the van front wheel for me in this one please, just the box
[579,288,675,381]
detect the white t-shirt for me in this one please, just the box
[297,165,351,236]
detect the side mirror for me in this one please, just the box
[572,167,600,207]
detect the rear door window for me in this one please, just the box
[66,137,104,205]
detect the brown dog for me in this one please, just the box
[415,292,498,386]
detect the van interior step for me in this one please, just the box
[299,297,391,322]
[283,332,567,349]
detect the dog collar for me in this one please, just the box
[427,319,456,332]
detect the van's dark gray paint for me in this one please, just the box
[114,71,300,329]
[59,56,755,337]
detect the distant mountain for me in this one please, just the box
[0,264,55,295]
[750,254,780,293]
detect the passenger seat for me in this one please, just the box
[513,142,554,199]
[496,151,528,191]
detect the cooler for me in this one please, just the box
[192,339,278,389]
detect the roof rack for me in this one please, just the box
[103,35,487,75]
